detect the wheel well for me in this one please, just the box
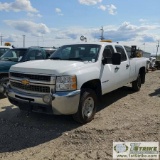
[139,67,146,84]
[81,79,102,99]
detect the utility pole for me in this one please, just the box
[100,26,104,40]
[23,35,25,47]
[0,35,3,46]
[156,40,159,59]
[143,43,145,52]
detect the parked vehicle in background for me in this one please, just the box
[3,42,148,123]
[41,47,57,58]
[147,57,159,71]
[0,46,12,57]
[0,47,47,94]
[149,57,156,68]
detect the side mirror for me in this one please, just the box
[112,52,121,65]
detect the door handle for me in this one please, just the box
[126,64,130,68]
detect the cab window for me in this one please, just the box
[102,45,114,64]
[115,45,127,61]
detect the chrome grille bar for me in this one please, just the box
[10,72,51,82]
[10,81,50,93]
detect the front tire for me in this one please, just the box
[0,77,9,96]
[73,88,97,124]
[132,74,141,91]
[0,77,9,86]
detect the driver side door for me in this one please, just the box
[100,45,119,94]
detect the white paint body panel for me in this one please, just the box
[10,42,147,95]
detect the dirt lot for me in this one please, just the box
[0,71,159,160]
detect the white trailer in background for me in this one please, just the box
[142,51,151,59]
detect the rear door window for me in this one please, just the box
[115,45,127,62]
[102,45,114,64]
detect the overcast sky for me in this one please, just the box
[0,0,160,55]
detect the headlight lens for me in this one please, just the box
[56,75,77,91]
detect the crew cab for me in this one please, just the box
[3,42,148,123]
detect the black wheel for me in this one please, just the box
[72,88,97,124]
[0,77,9,86]
[132,74,141,91]
[0,77,9,95]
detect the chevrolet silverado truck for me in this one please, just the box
[3,42,148,123]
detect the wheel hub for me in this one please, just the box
[82,97,94,118]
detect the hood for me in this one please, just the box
[10,59,95,75]
[0,60,17,73]
[10,60,95,75]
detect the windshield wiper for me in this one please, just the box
[50,57,83,61]
[1,57,18,62]
[50,57,61,60]
[0,58,13,61]
[68,58,83,61]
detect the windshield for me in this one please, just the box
[24,48,46,61]
[50,44,101,62]
[0,48,10,57]
[0,49,27,62]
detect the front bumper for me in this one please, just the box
[6,86,81,115]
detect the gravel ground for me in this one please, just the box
[0,70,159,160]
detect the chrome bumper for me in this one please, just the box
[6,86,81,115]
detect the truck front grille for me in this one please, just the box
[10,72,51,82]
[10,81,50,93]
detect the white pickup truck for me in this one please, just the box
[4,42,148,123]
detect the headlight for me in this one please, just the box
[56,75,77,91]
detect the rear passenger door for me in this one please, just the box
[114,45,130,88]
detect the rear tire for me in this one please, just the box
[73,88,97,124]
[132,74,141,91]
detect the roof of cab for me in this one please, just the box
[0,46,12,49]
[61,41,120,47]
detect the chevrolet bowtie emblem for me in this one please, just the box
[21,79,30,85]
